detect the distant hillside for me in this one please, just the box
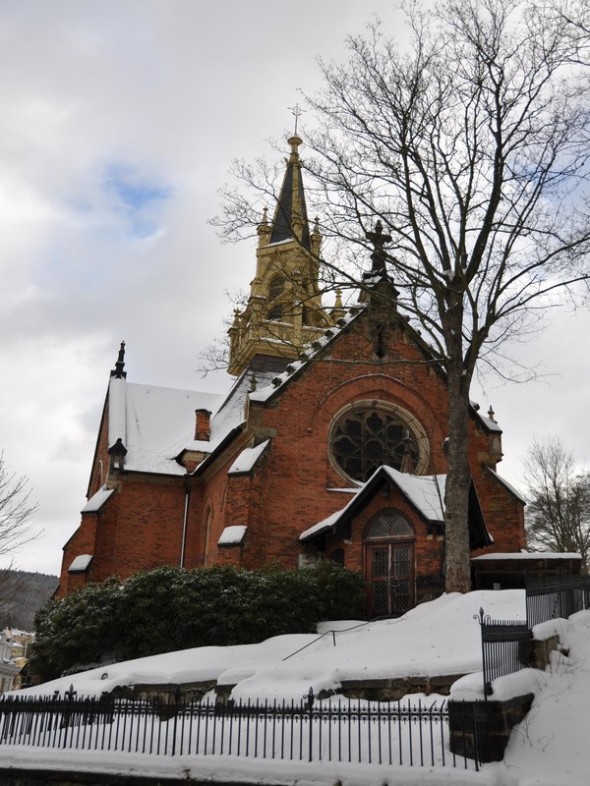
[0,571,58,632]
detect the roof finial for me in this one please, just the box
[288,103,305,136]
[110,341,127,379]
[487,405,496,423]
[366,220,392,277]
[330,288,346,321]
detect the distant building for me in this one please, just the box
[0,628,34,692]
[56,135,527,616]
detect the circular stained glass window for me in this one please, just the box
[330,403,424,483]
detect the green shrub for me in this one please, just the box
[31,562,365,682]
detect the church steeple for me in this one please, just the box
[268,135,311,250]
[228,135,333,377]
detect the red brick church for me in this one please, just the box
[56,135,527,615]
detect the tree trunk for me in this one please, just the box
[443,356,473,594]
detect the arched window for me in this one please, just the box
[330,403,425,483]
[365,510,414,540]
[267,303,283,321]
[267,275,285,321]
[269,275,284,301]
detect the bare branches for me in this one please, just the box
[212,0,590,594]
[301,0,590,383]
[524,436,590,566]
[0,453,40,560]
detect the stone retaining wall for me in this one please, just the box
[449,693,534,762]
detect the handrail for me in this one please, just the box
[281,614,407,661]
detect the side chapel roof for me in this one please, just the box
[300,467,447,543]
[300,465,493,550]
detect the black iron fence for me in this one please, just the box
[474,608,532,697]
[0,692,481,770]
[476,572,590,695]
[525,574,590,628]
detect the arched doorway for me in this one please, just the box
[364,509,415,617]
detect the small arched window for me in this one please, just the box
[365,510,414,540]
[267,303,283,321]
[269,275,284,301]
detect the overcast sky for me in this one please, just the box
[1,0,588,577]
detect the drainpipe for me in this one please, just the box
[180,481,191,569]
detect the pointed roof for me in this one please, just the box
[269,135,311,250]
[300,465,493,550]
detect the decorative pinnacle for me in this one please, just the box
[110,341,127,379]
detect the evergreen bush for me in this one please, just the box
[31,563,365,681]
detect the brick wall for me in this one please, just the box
[56,310,524,599]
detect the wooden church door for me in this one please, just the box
[364,510,415,617]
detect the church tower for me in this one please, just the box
[228,135,333,376]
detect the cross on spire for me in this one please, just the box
[288,103,305,135]
[366,220,392,276]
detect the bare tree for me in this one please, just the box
[217,0,590,592]
[524,436,590,567]
[0,452,39,560]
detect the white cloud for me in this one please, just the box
[0,0,588,574]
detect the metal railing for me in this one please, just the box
[474,608,532,697]
[476,572,590,696]
[0,692,480,770]
[525,574,590,628]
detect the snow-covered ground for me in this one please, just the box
[3,590,590,785]
[24,590,526,700]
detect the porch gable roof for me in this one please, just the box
[300,466,492,549]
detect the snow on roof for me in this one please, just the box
[186,369,279,475]
[218,525,247,546]
[478,413,502,432]
[472,551,582,561]
[69,554,93,573]
[300,508,345,541]
[228,440,270,475]
[469,399,503,432]
[81,487,114,513]
[107,379,226,476]
[207,368,277,439]
[248,310,362,404]
[300,467,446,541]
[485,467,526,503]
[382,467,446,521]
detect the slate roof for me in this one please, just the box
[268,135,311,250]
